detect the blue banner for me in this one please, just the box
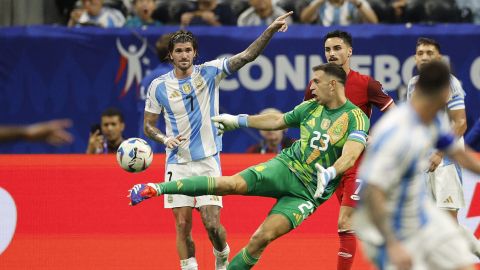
[1,24,480,153]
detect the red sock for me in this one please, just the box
[337,230,356,270]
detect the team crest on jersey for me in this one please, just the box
[182,83,191,94]
[321,119,331,130]
[307,118,316,128]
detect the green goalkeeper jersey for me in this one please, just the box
[277,99,370,200]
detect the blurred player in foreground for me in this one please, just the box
[129,63,370,269]
[141,12,294,270]
[355,60,478,270]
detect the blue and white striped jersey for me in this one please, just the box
[314,1,359,26]
[356,103,459,242]
[407,74,466,165]
[145,58,231,164]
[407,74,466,112]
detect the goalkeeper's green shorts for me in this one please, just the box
[238,158,322,228]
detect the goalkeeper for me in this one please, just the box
[128,63,369,269]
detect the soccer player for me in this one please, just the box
[304,30,394,270]
[129,63,370,269]
[406,37,480,257]
[354,60,478,270]
[141,12,293,270]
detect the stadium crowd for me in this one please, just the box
[0,0,479,27]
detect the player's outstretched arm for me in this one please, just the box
[212,112,287,135]
[144,111,184,149]
[227,11,293,73]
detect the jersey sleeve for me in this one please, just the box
[358,125,407,190]
[284,100,315,128]
[367,77,394,111]
[144,78,163,114]
[204,58,232,79]
[347,108,370,146]
[447,76,466,111]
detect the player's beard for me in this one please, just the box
[176,60,192,72]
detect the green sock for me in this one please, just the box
[227,248,259,270]
[155,176,216,196]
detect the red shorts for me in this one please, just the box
[335,154,364,207]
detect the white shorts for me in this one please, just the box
[163,154,222,209]
[360,209,475,270]
[427,163,465,210]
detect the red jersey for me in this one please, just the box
[305,69,393,118]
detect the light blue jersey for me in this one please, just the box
[407,74,465,166]
[357,103,460,241]
[407,74,466,111]
[145,58,231,164]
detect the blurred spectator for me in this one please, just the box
[124,0,162,27]
[246,108,295,154]
[456,0,480,23]
[368,0,408,23]
[300,0,378,26]
[180,0,236,26]
[137,33,172,152]
[466,118,480,151]
[0,119,73,146]
[0,0,65,26]
[237,0,291,26]
[68,0,125,27]
[86,107,125,154]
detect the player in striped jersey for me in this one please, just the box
[407,37,480,257]
[355,60,478,270]
[141,12,293,270]
[129,63,370,269]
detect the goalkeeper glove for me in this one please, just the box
[211,114,249,135]
[314,164,336,199]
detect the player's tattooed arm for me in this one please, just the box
[227,11,293,73]
[144,111,184,149]
[144,111,167,144]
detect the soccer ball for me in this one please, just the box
[116,138,153,173]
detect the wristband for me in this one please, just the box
[238,114,249,128]
[324,166,337,182]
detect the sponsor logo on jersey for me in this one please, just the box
[169,91,181,99]
[167,195,173,203]
[443,196,454,204]
[293,212,303,225]
[176,181,184,190]
[350,195,360,201]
